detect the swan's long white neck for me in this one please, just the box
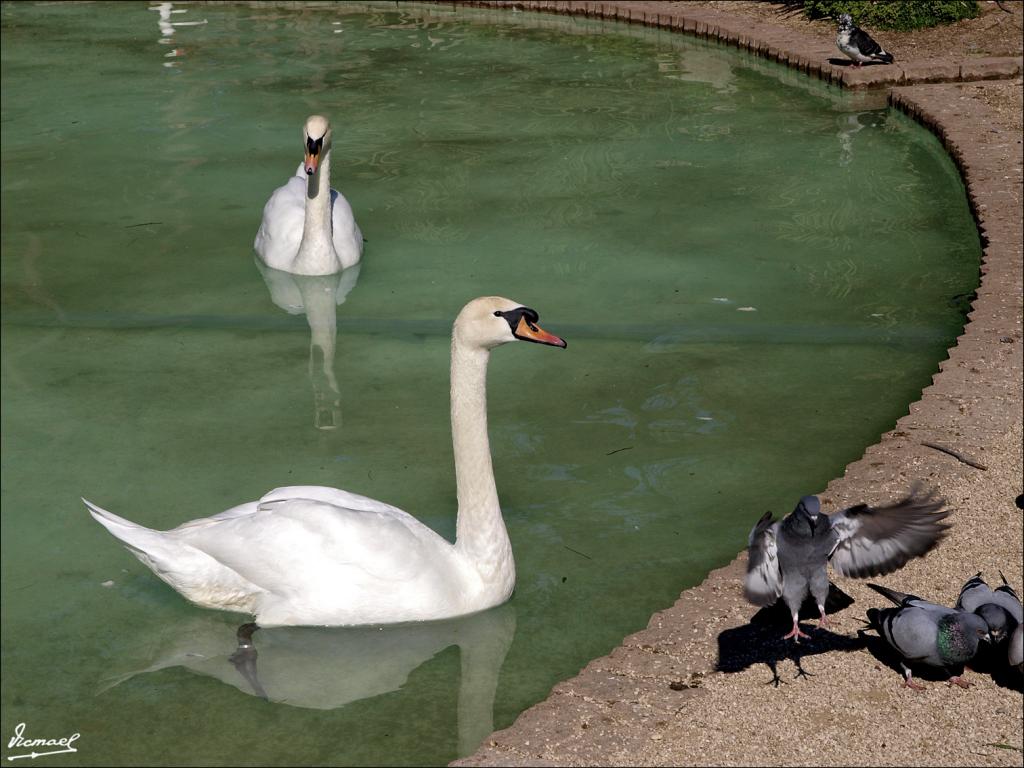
[294,147,337,275]
[450,339,514,596]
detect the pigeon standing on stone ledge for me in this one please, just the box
[836,13,895,67]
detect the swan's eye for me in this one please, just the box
[495,307,541,335]
[494,309,517,331]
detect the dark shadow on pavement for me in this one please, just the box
[968,643,1024,692]
[717,585,865,686]
[827,57,892,66]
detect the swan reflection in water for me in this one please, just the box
[149,2,207,68]
[254,259,361,430]
[101,603,515,757]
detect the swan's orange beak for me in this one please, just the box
[304,152,319,176]
[514,316,566,348]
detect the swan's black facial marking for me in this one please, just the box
[494,307,540,338]
[304,134,326,176]
[305,135,324,157]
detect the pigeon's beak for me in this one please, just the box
[983,632,993,644]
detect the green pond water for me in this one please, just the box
[1,2,979,765]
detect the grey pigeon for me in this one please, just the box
[745,487,950,642]
[836,13,894,67]
[956,572,1023,670]
[1010,624,1023,671]
[867,583,990,689]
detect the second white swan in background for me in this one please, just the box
[254,115,363,275]
[85,297,566,627]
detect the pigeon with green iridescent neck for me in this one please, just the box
[866,583,990,690]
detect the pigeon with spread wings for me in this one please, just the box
[745,487,950,642]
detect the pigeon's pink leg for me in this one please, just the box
[783,618,811,642]
[817,605,830,630]
[947,675,972,689]
[902,677,927,691]
[900,664,926,690]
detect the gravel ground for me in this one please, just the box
[956,79,1024,132]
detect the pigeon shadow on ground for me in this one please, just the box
[827,57,890,67]
[717,585,865,686]
[955,641,1024,692]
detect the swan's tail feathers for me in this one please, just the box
[86,497,152,536]
[85,497,141,530]
[85,499,259,615]
[84,498,171,562]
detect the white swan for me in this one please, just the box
[254,115,363,275]
[85,297,566,627]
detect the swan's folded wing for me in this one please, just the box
[827,488,950,579]
[329,188,363,250]
[254,176,306,266]
[744,512,781,606]
[180,497,451,595]
[259,485,411,519]
[167,501,261,535]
